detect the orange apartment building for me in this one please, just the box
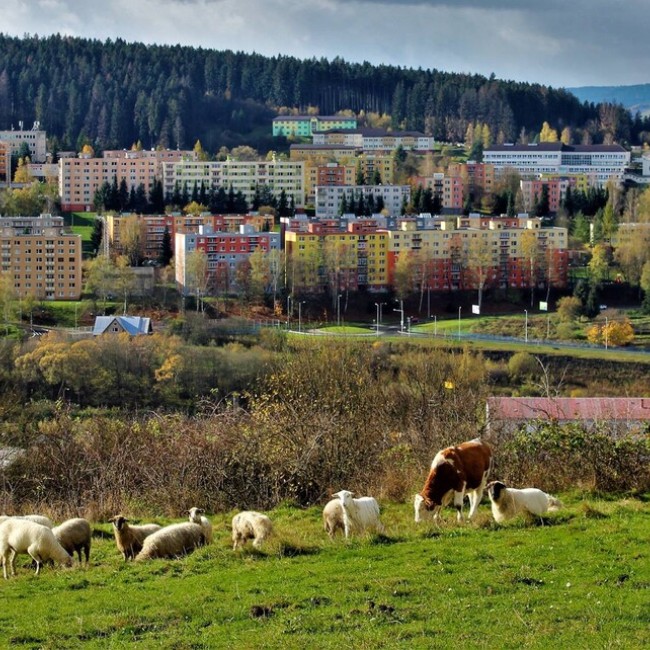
[0,215,82,300]
[59,149,195,212]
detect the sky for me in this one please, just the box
[5,0,650,89]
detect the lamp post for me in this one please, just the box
[337,294,342,327]
[434,314,437,338]
[427,285,431,319]
[524,309,528,343]
[375,302,380,336]
[605,316,608,350]
[458,306,461,340]
[394,299,404,332]
[298,301,305,333]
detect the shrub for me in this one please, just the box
[507,352,539,379]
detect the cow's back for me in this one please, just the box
[450,440,492,489]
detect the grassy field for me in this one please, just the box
[1,497,647,648]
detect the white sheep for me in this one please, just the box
[0,519,73,579]
[52,518,92,563]
[487,481,563,523]
[135,522,205,561]
[322,498,345,539]
[0,514,54,529]
[332,490,384,539]
[231,511,273,550]
[188,507,213,544]
[110,515,162,561]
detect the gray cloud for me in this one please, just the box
[6,0,650,88]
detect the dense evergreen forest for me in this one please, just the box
[0,33,648,154]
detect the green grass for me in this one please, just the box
[1,498,647,648]
[65,212,96,255]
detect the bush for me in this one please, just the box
[507,352,539,379]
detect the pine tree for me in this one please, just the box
[158,226,173,266]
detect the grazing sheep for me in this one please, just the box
[487,481,563,523]
[333,490,384,539]
[231,511,273,550]
[52,518,92,563]
[110,515,162,561]
[0,519,73,579]
[135,522,205,560]
[322,498,345,539]
[0,515,54,529]
[188,507,213,544]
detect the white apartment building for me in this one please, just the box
[483,143,630,186]
[162,158,305,208]
[315,185,410,218]
[0,126,48,162]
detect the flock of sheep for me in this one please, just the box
[1,440,563,580]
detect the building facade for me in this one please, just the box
[59,149,195,212]
[0,214,82,300]
[312,128,435,152]
[0,127,47,163]
[483,143,630,186]
[315,185,411,218]
[272,115,358,137]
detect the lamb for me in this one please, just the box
[0,518,73,579]
[135,522,205,560]
[188,507,213,544]
[231,511,273,550]
[52,518,92,563]
[0,514,54,529]
[487,481,563,523]
[322,498,345,539]
[332,490,384,539]
[110,515,162,561]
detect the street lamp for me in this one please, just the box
[458,306,461,340]
[337,294,342,327]
[287,294,292,330]
[298,301,305,333]
[394,299,404,332]
[605,316,608,350]
[427,285,431,319]
[524,309,528,343]
[375,302,380,336]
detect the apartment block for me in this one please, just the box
[272,115,357,137]
[312,128,434,152]
[162,158,305,208]
[483,143,630,186]
[284,219,389,292]
[59,149,195,211]
[519,176,586,213]
[315,185,410,218]
[175,225,281,294]
[106,212,274,261]
[0,127,47,162]
[0,141,10,183]
[0,214,82,300]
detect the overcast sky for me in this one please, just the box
[5,0,649,89]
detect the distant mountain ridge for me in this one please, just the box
[568,84,650,116]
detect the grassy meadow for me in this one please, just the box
[1,496,648,649]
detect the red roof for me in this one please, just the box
[487,397,650,422]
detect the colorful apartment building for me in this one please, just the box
[284,219,389,292]
[519,176,584,213]
[161,158,305,209]
[283,213,567,295]
[59,149,195,212]
[106,212,275,261]
[483,143,630,186]
[0,214,82,300]
[413,173,464,211]
[312,128,435,152]
[272,115,358,137]
[175,225,281,295]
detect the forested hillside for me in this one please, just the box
[0,34,647,154]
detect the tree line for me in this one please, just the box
[1,34,649,156]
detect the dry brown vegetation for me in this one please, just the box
[1,339,647,520]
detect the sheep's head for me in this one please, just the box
[333,490,353,508]
[487,481,506,502]
[188,507,204,523]
[110,515,127,531]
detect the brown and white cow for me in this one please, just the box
[414,438,492,523]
